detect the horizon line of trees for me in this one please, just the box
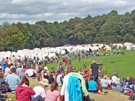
[0,9,135,51]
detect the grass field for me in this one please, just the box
[5,49,135,101]
[7,78,130,101]
[47,49,135,80]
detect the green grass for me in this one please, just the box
[46,49,135,80]
[7,78,130,101]
[6,49,135,101]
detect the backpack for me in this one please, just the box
[129,93,135,100]
[0,82,9,93]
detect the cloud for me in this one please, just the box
[0,0,135,24]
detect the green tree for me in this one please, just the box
[0,26,26,51]
[123,34,135,42]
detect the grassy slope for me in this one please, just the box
[47,49,135,80]
[7,78,130,101]
[7,49,135,101]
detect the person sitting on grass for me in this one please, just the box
[4,64,11,77]
[25,66,36,77]
[49,70,56,84]
[84,75,88,90]
[22,65,27,73]
[121,77,135,93]
[16,65,26,79]
[42,70,49,80]
[15,77,35,101]
[31,78,49,101]
[88,76,98,93]
[111,73,118,88]
[120,78,126,87]
[45,82,60,101]
[100,75,112,89]
[56,71,65,87]
[84,70,90,81]
[5,68,21,92]
[0,72,5,84]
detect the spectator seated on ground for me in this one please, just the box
[56,70,61,77]
[84,75,88,90]
[100,76,108,88]
[22,65,27,73]
[113,50,116,54]
[42,70,49,80]
[45,82,61,101]
[96,52,99,56]
[88,76,98,93]
[31,78,49,101]
[4,64,11,77]
[111,73,118,88]
[122,77,135,93]
[16,65,26,79]
[15,77,35,101]
[84,70,90,81]
[107,77,112,85]
[100,75,112,89]
[0,66,3,73]
[111,52,113,55]
[49,70,56,84]
[0,73,6,85]
[56,72,65,87]
[117,50,120,54]
[25,67,36,77]
[120,78,126,87]
[112,78,126,92]
[5,68,21,92]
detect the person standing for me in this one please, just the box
[1,58,5,71]
[11,55,16,65]
[78,52,81,62]
[5,57,8,65]
[59,63,64,72]
[90,60,99,82]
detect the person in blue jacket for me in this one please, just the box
[1,58,5,71]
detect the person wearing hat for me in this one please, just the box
[31,78,49,100]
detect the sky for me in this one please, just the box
[0,0,135,25]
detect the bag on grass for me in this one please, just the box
[0,82,9,93]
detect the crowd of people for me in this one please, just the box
[0,54,134,101]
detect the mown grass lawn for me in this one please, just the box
[47,49,135,80]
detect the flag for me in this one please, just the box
[62,59,67,63]
[106,48,108,52]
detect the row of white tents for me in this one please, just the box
[0,42,134,61]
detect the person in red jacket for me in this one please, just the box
[15,77,35,101]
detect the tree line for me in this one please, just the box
[0,10,135,51]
